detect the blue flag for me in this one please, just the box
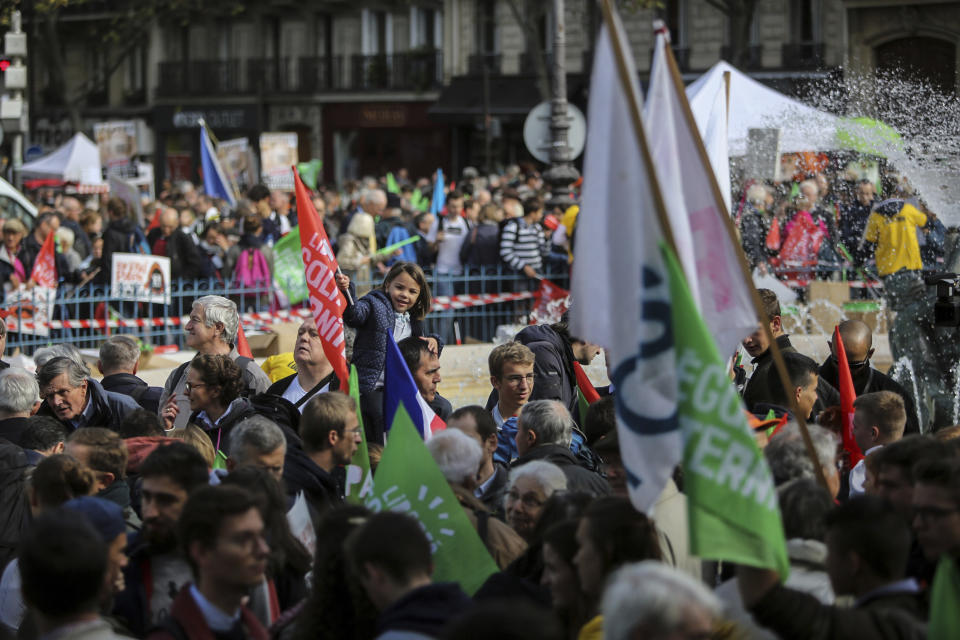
[199,121,237,209]
[384,334,445,440]
[429,168,445,215]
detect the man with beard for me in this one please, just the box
[113,443,210,637]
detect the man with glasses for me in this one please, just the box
[486,342,536,467]
[912,458,960,565]
[819,319,919,434]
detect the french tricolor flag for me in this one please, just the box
[384,334,446,440]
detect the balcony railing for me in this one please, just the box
[781,42,825,70]
[156,51,443,96]
[721,44,763,69]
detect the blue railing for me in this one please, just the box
[3,265,570,354]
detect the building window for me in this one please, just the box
[790,0,821,43]
[411,7,442,50]
[125,44,144,92]
[362,9,392,55]
[476,0,496,54]
[660,0,687,47]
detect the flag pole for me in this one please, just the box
[597,0,679,257]
[660,41,830,490]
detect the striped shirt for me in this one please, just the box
[500,217,547,271]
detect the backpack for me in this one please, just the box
[249,393,301,437]
[0,443,31,571]
[233,247,270,290]
[128,228,151,255]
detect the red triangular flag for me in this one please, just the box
[30,231,57,288]
[834,325,864,465]
[236,322,253,359]
[292,165,349,391]
[573,361,601,404]
[146,206,162,232]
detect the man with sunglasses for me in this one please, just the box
[819,319,919,434]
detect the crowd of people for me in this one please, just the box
[0,266,957,638]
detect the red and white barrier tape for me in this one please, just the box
[5,290,536,331]
[780,280,882,289]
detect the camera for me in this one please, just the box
[928,273,960,327]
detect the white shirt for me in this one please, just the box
[281,375,332,413]
[435,215,469,274]
[491,404,505,428]
[848,445,883,497]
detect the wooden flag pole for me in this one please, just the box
[660,41,831,491]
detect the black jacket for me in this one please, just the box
[146,227,204,281]
[0,416,31,447]
[188,397,259,455]
[37,378,140,431]
[739,205,769,269]
[512,444,610,497]
[99,218,147,285]
[515,324,578,418]
[0,441,30,572]
[376,582,472,638]
[282,448,343,522]
[101,372,164,415]
[818,357,920,435]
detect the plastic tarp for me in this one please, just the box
[21,132,104,185]
[686,61,841,156]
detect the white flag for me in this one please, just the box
[570,16,681,512]
[697,79,732,216]
[644,34,755,358]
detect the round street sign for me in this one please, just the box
[523,101,586,164]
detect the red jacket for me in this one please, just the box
[146,585,269,640]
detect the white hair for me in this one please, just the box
[602,561,721,640]
[765,422,838,486]
[0,368,39,415]
[426,428,483,486]
[506,460,567,498]
[193,296,239,345]
[229,416,286,464]
[519,400,574,448]
[33,344,89,374]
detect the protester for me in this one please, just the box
[849,391,907,497]
[513,400,609,496]
[911,457,960,564]
[98,335,164,414]
[427,429,527,569]
[266,318,339,412]
[99,197,148,285]
[447,405,508,515]
[337,212,384,296]
[227,214,274,309]
[337,262,438,443]
[398,335,452,421]
[345,511,472,639]
[64,427,140,530]
[147,207,205,281]
[0,218,27,300]
[19,416,67,460]
[147,485,271,640]
[504,460,567,541]
[159,295,271,429]
[114,442,210,637]
[500,195,548,286]
[540,520,587,637]
[0,368,39,447]
[37,357,139,431]
[764,422,841,498]
[486,342,536,466]
[226,416,286,482]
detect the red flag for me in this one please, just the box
[30,232,57,288]
[573,361,600,404]
[532,279,569,323]
[146,207,162,232]
[236,322,253,359]
[292,166,349,390]
[834,325,864,465]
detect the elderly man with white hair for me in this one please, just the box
[602,561,721,640]
[159,295,271,429]
[504,459,567,542]
[36,357,139,432]
[427,429,526,569]
[513,399,610,497]
[0,368,40,446]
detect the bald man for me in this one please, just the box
[818,319,920,434]
[147,207,204,281]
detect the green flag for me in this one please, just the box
[345,365,374,504]
[273,227,309,304]
[663,242,790,578]
[296,159,322,191]
[386,172,400,194]
[930,555,960,637]
[376,234,421,256]
[365,405,498,594]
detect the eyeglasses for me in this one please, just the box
[828,342,870,369]
[506,491,545,509]
[912,505,960,522]
[503,374,535,386]
[184,382,209,392]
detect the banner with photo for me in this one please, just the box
[110,253,172,304]
[94,121,138,176]
[217,137,257,192]
[259,132,299,190]
[4,286,57,336]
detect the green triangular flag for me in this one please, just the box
[365,405,499,594]
[296,159,323,191]
[345,365,373,504]
[272,227,309,304]
[930,555,960,637]
[663,242,790,579]
[386,172,400,194]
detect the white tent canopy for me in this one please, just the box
[686,61,841,156]
[22,132,104,185]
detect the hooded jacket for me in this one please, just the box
[101,372,164,414]
[513,324,579,418]
[282,448,342,521]
[37,377,140,432]
[512,444,610,497]
[188,397,259,456]
[375,582,472,639]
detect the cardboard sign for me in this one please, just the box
[110,253,171,304]
[259,132,298,189]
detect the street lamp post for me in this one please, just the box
[543,0,580,211]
